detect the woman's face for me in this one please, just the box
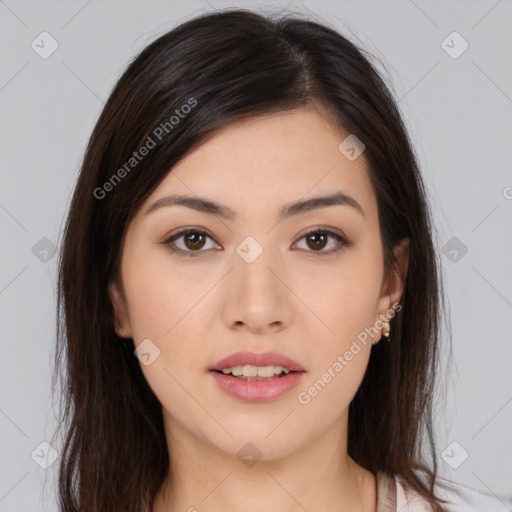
[109,107,407,461]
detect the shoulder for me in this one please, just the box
[395,477,434,511]
[395,475,512,512]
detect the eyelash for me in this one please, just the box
[162,226,352,258]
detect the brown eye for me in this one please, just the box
[294,228,350,256]
[164,228,218,256]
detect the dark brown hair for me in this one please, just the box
[53,7,449,511]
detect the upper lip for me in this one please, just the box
[209,350,306,372]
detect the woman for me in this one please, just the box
[54,8,462,511]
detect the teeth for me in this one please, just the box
[221,365,291,377]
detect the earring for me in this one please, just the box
[382,320,390,340]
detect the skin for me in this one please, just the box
[109,106,409,512]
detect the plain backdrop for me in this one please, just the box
[0,0,511,510]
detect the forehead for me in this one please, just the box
[138,108,377,224]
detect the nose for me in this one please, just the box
[220,246,294,334]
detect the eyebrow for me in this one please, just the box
[144,191,365,220]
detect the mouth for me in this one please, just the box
[208,350,306,402]
[209,363,306,402]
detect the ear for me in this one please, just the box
[108,279,133,339]
[375,237,409,337]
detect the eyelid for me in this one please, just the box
[162,226,220,257]
[292,225,352,256]
[162,225,352,256]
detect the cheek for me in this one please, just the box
[303,249,383,346]
[121,244,211,342]
[121,247,216,395]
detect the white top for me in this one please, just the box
[395,478,433,511]
[376,471,512,512]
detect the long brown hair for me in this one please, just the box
[53,8,449,511]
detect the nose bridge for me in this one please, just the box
[221,233,293,332]
[235,233,282,301]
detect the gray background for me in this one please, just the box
[0,0,511,510]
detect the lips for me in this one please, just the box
[210,370,305,402]
[208,350,306,402]
[209,350,306,372]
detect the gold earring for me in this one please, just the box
[382,320,390,340]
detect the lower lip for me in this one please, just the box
[209,370,305,402]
